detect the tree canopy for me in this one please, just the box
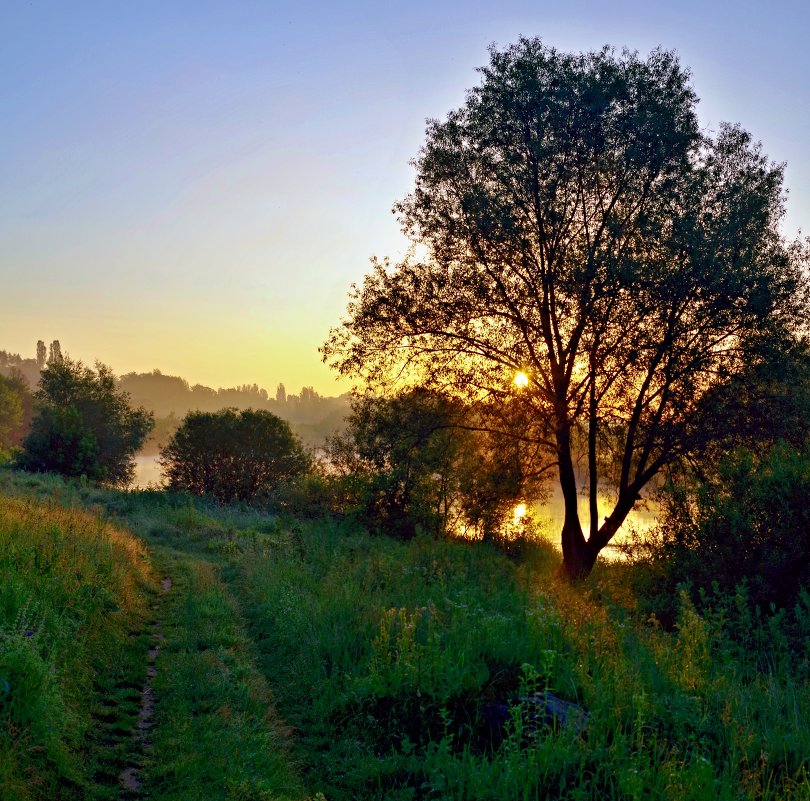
[17,358,153,486]
[160,408,311,503]
[323,39,810,578]
[0,372,26,452]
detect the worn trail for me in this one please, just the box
[106,539,304,801]
[119,576,172,797]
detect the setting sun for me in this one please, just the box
[514,371,529,388]
[513,502,528,524]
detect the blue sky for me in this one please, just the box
[2,0,808,393]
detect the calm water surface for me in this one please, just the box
[530,483,659,559]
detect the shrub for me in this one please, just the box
[0,373,25,450]
[327,389,530,540]
[160,408,311,503]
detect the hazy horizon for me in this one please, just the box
[3,0,808,395]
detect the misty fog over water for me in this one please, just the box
[133,455,163,488]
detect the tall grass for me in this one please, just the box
[0,488,156,800]
[232,519,810,801]
[3,468,809,800]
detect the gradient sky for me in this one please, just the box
[2,0,808,395]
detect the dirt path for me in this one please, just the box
[105,542,304,801]
[119,576,172,797]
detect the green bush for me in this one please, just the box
[639,442,810,617]
[160,408,311,504]
[328,390,529,540]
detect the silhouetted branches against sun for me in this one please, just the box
[323,38,810,579]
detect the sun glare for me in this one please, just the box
[513,502,528,525]
[514,371,529,388]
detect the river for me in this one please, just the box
[528,483,659,558]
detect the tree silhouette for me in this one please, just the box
[323,39,809,578]
[18,358,153,486]
[48,340,62,364]
[36,340,47,370]
[160,408,311,503]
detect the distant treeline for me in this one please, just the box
[118,371,350,452]
[0,348,44,388]
[1,344,351,453]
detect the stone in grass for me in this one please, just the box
[484,692,589,742]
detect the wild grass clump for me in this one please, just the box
[0,485,156,801]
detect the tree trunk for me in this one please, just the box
[560,487,639,580]
[556,420,598,580]
[560,515,599,581]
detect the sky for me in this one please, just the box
[2,0,808,395]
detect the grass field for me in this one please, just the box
[1,467,809,800]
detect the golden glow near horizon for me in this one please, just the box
[513,502,528,525]
[514,371,529,388]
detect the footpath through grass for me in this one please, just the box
[3,468,810,800]
[0,470,304,801]
[144,547,303,800]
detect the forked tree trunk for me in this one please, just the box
[560,513,600,581]
[557,422,598,580]
[556,419,633,581]
[559,479,638,581]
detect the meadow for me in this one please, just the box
[1,467,809,800]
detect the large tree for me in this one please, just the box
[323,39,809,579]
[17,358,153,486]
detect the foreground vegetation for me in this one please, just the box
[0,474,156,799]
[2,468,809,800]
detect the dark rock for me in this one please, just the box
[483,692,588,743]
[520,692,589,734]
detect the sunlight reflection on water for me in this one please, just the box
[530,485,659,560]
[132,453,659,558]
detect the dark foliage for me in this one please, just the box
[640,442,810,617]
[0,371,29,451]
[160,408,311,503]
[16,358,153,486]
[327,389,535,540]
